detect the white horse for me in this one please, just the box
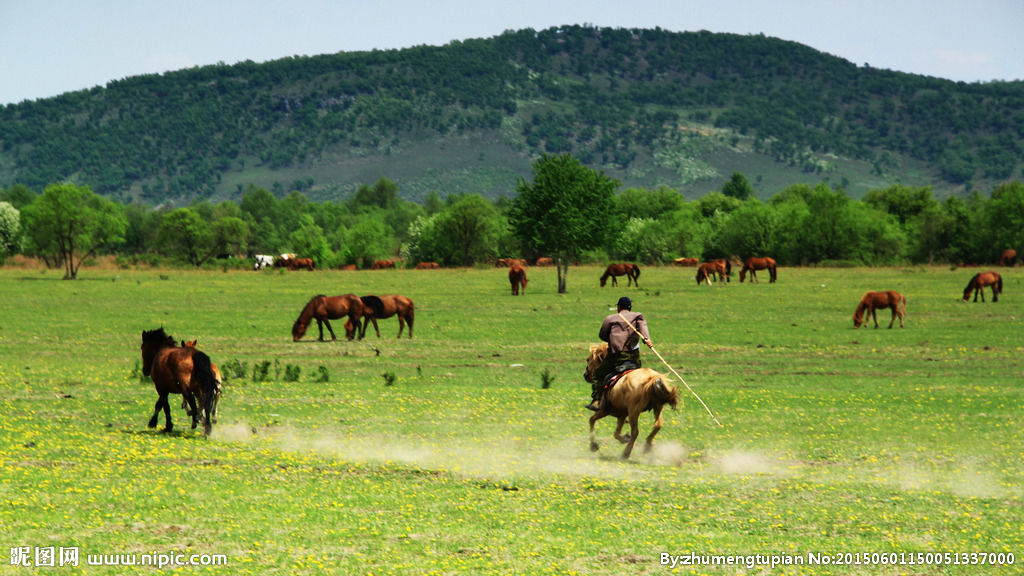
[253,254,274,270]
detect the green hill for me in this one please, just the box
[1,25,1022,204]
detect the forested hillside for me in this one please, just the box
[1,25,1022,204]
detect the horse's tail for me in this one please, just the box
[191,351,218,433]
[362,295,385,317]
[632,264,641,280]
[997,274,1004,294]
[653,377,680,410]
[406,299,415,332]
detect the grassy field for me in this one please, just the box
[0,263,1021,575]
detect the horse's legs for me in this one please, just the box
[992,285,998,302]
[588,412,606,452]
[369,317,381,338]
[148,394,163,428]
[159,394,173,432]
[183,391,199,429]
[621,412,640,459]
[644,405,665,453]
[315,319,325,341]
[613,417,630,444]
[322,318,337,341]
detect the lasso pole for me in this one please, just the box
[618,313,724,428]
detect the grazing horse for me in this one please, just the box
[253,254,274,270]
[695,260,727,285]
[853,291,907,329]
[673,257,699,266]
[414,261,440,269]
[371,259,396,270]
[600,263,640,287]
[360,294,415,338]
[141,328,218,434]
[509,264,528,295]
[287,257,315,271]
[181,339,223,423]
[1001,249,1017,267]
[292,294,365,341]
[583,343,680,459]
[740,257,777,283]
[962,271,1003,303]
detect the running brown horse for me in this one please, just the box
[583,343,679,459]
[141,328,218,434]
[181,339,223,423]
[292,294,365,341]
[509,264,528,295]
[1001,249,1017,267]
[600,263,640,287]
[740,257,777,283]
[360,294,415,338]
[853,291,907,329]
[962,271,1003,303]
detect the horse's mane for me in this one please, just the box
[142,327,176,348]
[361,295,385,316]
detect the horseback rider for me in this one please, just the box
[585,296,653,411]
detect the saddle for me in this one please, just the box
[602,362,639,391]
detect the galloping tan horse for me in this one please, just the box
[583,343,680,459]
[141,328,218,434]
[853,291,906,329]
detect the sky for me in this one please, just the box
[1,0,1022,106]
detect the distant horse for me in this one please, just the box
[673,257,699,266]
[853,291,906,329]
[1001,249,1017,267]
[360,294,415,338]
[274,253,295,268]
[181,339,223,423]
[415,261,440,269]
[509,264,528,295]
[535,257,554,266]
[292,294,364,341]
[583,343,679,459]
[962,271,1003,303]
[141,328,218,434]
[287,257,315,271]
[600,263,640,287]
[371,259,396,270]
[740,257,777,283]
[253,254,274,270]
[695,260,727,285]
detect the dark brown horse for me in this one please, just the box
[292,294,364,341]
[962,271,1003,303]
[740,257,777,283]
[371,259,396,269]
[360,294,415,338]
[141,328,218,434]
[287,257,315,271]
[600,263,640,287]
[583,343,679,459]
[1001,249,1017,267]
[181,339,223,423]
[695,260,727,285]
[853,291,906,329]
[509,264,528,295]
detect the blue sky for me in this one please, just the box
[2,0,1022,105]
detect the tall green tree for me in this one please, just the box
[430,194,499,266]
[508,153,618,293]
[0,201,21,261]
[721,172,755,200]
[20,183,126,279]
[158,208,212,266]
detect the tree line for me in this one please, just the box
[2,155,1022,280]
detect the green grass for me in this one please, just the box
[1,264,1021,575]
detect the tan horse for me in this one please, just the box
[739,257,777,283]
[583,343,680,459]
[360,294,415,338]
[853,291,906,329]
[509,264,527,295]
[695,261,727,285]
[1001,249,1017,267]
[962,272,1003,303]
[287,257,315,271]
[292,294,365,341]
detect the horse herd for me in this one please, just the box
[139,255,1010,461]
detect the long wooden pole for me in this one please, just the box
[618,313,723,428]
